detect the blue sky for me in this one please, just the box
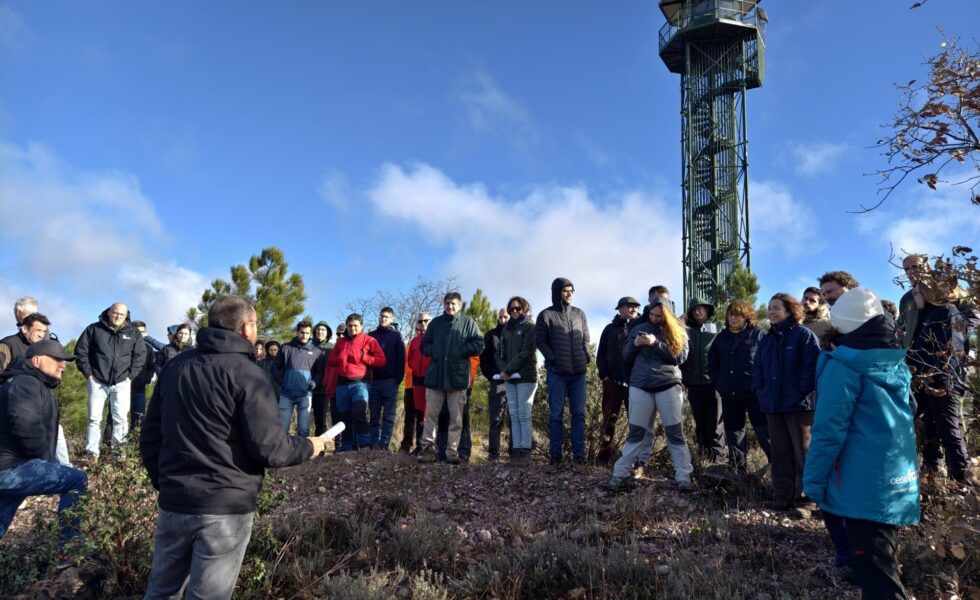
[1,1,978,339]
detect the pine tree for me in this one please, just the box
[714,262,768,325]
[188,247,307,341]
[462,288,496,333]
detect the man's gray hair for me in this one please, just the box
[14,296,38,320]
[208,296,256,331]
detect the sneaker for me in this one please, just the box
[446,453,461,465]
[601,475,634,492]
[676,480,694,493]
[416,446,438,464]
[55,552,73,570]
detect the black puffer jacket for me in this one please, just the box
[596,314,632,384]
[535,278,591,376]
[140,327,313,515]
[707,325,766,399]
[74,307,147,385]
[0,361,61,471]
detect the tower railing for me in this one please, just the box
[659,0,764,53]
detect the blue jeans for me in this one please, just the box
[144,510,254,600]
[131,391,147,430]
[505,381,537,451]
[0,459,88,542]
[335,382,370,450]
[368,379,398,450]
[546,371,587,460]
[279,393,312,437]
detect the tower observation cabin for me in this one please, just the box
[658,0,767,308]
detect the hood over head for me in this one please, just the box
[551,277,574,307]
[314,321,333,345]
[685,297,715,321]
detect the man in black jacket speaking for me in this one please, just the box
[141,295,329,599]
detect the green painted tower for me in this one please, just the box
[659,0,766,308]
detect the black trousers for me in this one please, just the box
[486,381,511,458]
[915,391,969,481]
[825,512,908,600]
[721,394,771,472]
[688,385,725,462]
[597,379,629,465]
[400,386,418,452]
[312,393,330,437]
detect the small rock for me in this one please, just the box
[569,528,585,541]
[791,507,811,520]
[317,486,326,493]
[427,499,443,511]
[656,564,670,576]
[477,529,493,542]
[568,588,587,599]
[396,587,410,598]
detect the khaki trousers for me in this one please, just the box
[421,388,467,456]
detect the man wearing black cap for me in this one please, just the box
[596,297,640,464]
[0,338,88,542]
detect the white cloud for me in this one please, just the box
[367,163,682,338]
[857,176,980,258]
[749,179,823,257]
[0,140,210,338]
[789,141,849,176]
[317,168,351,211]
[0,4,30,52]
[458,70,539,148]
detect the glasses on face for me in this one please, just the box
[417,318,430,324]
[508,306,522,313]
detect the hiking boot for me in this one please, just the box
[676,480,694,494]
[446,453,461,465]
[571,457,586,474]
[601,475,634,492]
[416,446,438,464]
[764,499,793,511]
[548,457,563,473]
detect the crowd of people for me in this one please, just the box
[0,256,976,599]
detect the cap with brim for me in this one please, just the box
[26,338,76,361]
[616,296,641,309]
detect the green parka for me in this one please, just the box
[421,312,484,390]
[680,297,716,387]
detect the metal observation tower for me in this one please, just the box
[658,0,767,307]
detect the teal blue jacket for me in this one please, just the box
[803,343,919,526]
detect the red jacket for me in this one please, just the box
[327,332,386,381]
[406,334,430,383]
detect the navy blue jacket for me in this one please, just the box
[708,325,766,399]
[369,325,406,383]
[752,319,821,413]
